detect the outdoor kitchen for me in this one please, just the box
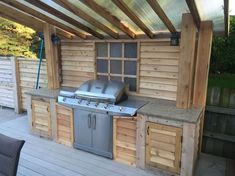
[25,29,205,176]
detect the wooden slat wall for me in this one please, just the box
[113,117,137,166]
[18,58,48,110]
[0,57,14,108]
[60,40,179,101]
[61,41,95,87]
[138,41,179,100]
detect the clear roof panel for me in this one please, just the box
[122,0,167,32]
[195,0,225,31]
[93,0,142,34]
[157,0,190,30]
[18,0,86,34]
[68,0,120,33]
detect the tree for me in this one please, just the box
[0,17,37,58]
[210,16,235,74]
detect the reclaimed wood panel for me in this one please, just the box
[18,58,48,110]
[61,41,95,87]
[146,122,182,174]
[139,41,179,101]
[113,117,137,166]
[0,57,14,108]
[32,100,51,138]
[56,103,74,147]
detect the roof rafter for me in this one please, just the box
[224,0,230,36]
[80,0,136,39]
[112,0,154,38]
[1,0,86,39]
[53,0,119,39]
[0,2,74,39]
[146,0,176,33]
[25,0,103,39]
[185,0,201,29]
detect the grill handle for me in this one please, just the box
[92,115,96,129]
[88,114,91,128]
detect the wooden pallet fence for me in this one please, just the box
[113,117,137,166]
[0,57,14,108]
[18,57,48,110]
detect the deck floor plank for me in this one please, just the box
[0,116,162,176]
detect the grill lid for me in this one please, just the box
[74,79,127,103]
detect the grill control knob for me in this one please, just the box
[119,107,122,111]
[104,104,108,109]
[62,97,66,102]
[86,101,90,106]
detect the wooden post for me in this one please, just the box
[193,21,213,152]
[176,13,197,109]
[11,57,22,113]
[43,23,60,89]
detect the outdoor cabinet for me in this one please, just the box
[73,108,113,158]
[31,100,52,138]
[55,104,74,147]
[146,122,182,174]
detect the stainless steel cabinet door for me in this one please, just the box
[74,109,92,147]
[92,113,113,153]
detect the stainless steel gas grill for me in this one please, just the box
[58,79,146,158]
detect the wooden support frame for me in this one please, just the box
[80,0,136,39]
[185,0,201,29]
[43,23,60,89]
[1,0,86,39]
[193,21,213,153]
[112,0,154,38]
[224,0,230,36]
[25,0,103,39]
[11,57,22,114]
[176,13,197,109]
[53,0,118,39]
[146,0,176,33]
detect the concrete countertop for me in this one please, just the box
[25,88,60,99]
[136,97,203,123]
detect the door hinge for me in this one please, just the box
[179,160,182,168]
[181,136,183,143]
[31,104,32,109]
[147,125,150,135]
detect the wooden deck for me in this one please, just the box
[0,114,164,176]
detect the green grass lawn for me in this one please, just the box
[208,74,235,88]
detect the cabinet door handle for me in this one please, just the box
[92,115,96,129]
[88,114,91,128]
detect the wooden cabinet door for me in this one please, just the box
[32,100,51,137]
[146,122,182,174]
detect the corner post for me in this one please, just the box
[176,13,197,109]
[43,23,60,89]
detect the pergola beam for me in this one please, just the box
[25,0,103,39]
[1,0,86,39]
[80,0,136,39]
[146,0,176,33]
[0,2,74,39]
[185,0,201,29]
[112,0,154,38]
[224,0,230,36]
[53,0,118,39]
[0,2,43,32]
